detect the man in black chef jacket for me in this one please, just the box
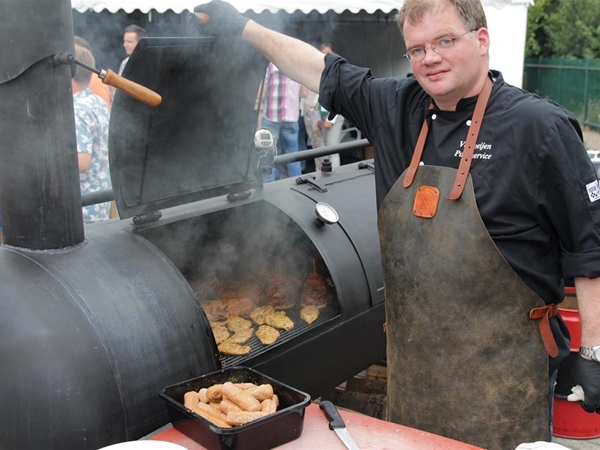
[190,0,600,448]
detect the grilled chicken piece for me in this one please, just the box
[265,311,294,331]
[225,327,254,344]
[300,305,320,324]
[226,316,253,333]
[250,305,276,325]
[210,322,231,344]
[256,325,280,345]
[218,342,251,356]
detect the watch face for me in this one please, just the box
[593,346,600,362]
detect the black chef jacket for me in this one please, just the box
[320,54,600,371]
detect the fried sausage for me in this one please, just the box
[195,401,230,423]
[206,384,223,402]
[246,384,274,401]
[183,391,201,410]
[260,398,277,414]
[226,410,268,426]
[219,397,242,414]
[198,388,209,403]
[221,382,262,411]
[192,405,232,428]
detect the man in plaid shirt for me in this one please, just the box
[261,62,306,181]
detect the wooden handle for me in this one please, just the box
[191,12,211,24]
[100,69,162,108]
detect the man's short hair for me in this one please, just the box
[73,44,95,85]
[397,0,487,36]
[74,35,93,52]
[124,24,147,41]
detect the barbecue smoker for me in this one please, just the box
[0,2,385,449]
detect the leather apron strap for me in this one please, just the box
[529,304,560,358]
[403,76,493,200]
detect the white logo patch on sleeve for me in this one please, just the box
[587,180,600,202]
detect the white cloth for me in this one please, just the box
[515,442,572,450]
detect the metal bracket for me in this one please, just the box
[295,175,328,193]
[358,161,375,171]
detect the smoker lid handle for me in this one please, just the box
[100,69,162,108]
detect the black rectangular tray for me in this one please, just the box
[159,366,311,450]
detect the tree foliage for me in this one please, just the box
[526,0,600,59]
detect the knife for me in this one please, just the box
[319,401,360,450]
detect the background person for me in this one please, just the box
[118,24,146,76]
[260,62,307,181]
[74,35,111,109]
[191,0,600,447]
[72,44,112,223]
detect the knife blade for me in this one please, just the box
[319,400,360,450]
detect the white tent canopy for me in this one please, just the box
[71,0,533,87]
[72,0,531,15]
[72,0,402,14]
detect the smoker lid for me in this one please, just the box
[109,37,268,219]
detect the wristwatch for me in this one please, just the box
[580,345,600,362]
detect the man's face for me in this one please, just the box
[123,32,139,56]
[403,5,489,110]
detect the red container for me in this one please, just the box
[553,397,600,439]
[553,303,600,439]
[559,307,581,351]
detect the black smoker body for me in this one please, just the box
[0,6,385,449]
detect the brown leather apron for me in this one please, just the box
[378,78,551,449]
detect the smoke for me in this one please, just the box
[139,200,322,289]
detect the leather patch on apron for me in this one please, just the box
[413,186,439,218]
[378,166,549,450]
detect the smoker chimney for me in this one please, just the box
[0,0,85,250]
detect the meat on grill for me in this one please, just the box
[262,273,300,309]
[301,267,331,308]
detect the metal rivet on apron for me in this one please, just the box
[432,114,437,120]
[419,161,424,166]
[466,120,472,126]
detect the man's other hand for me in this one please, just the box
[574,356,600,414]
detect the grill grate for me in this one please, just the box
[220,306,339,368]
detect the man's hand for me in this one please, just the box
[574,356,600,413]
[192,0,249,38]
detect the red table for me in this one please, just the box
[149,403,483,449]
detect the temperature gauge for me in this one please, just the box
[315,202,339,225]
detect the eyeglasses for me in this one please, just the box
[403,30,477,62]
